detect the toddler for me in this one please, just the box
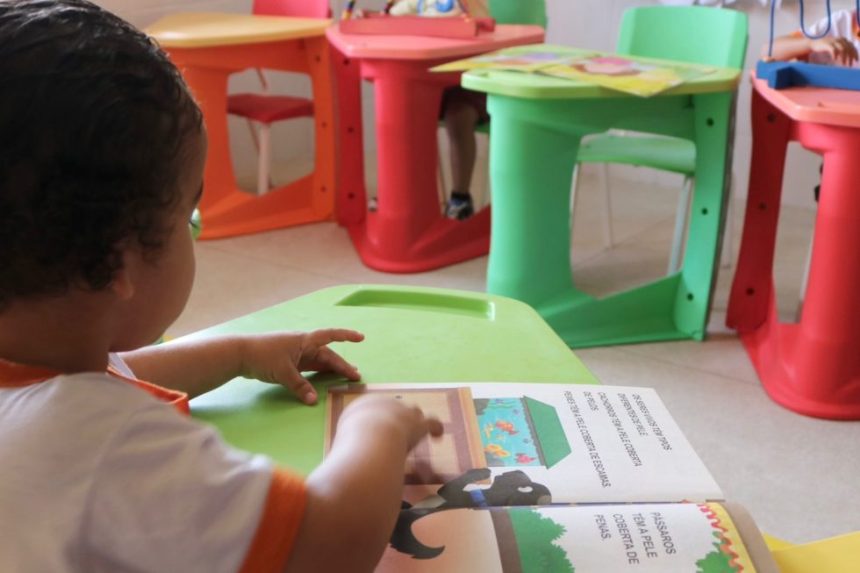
[0,1,441,571]
[765,8,860,67]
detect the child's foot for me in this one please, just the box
[445,192,473,220]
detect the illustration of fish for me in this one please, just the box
[484,444,511,458]
[516,453,537,464]
[483,423,494,438]
[495,421,518,435]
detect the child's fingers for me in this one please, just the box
[313,346,362,380]
[426,417,444,437]
[309,328,365,346]
[279,370,318,405]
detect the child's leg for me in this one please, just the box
[441,88,486,220]
[444,96,480,196]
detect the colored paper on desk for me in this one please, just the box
[432,47,595,73]
[540,54,714,97]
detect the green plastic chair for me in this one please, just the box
[573,6,747,272]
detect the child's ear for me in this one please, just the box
[110,250,136,301]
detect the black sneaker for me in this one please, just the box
[445,193,474,220]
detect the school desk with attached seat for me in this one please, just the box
[147,12,336,239]
[726,74,860,420]
[187,285,597,474]
[328,24,544,273]
[461,46,741,348]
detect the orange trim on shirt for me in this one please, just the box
[106,366,190,415]
[239,468,308,573]
[0,359,62,387]
[0,358,189,415]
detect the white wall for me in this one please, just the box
[103,0,850,207]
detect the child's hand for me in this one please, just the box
[810,36,859,66]
[337,394,444,451]
[239,329,364,405]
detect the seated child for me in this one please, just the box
[390,0,492,220]
[765,8,859,202]
[765,8,860,67]
[0,1,442,571]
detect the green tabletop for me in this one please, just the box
[188,285,597,474]
[461,44,741,100]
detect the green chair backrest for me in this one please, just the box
[487,0,547,27]
[617,6,748,70]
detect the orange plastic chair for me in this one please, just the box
[227,0,332,196]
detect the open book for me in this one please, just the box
[432,46,714,97]
[325,383,778,572]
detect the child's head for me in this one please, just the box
[0,0,205,346]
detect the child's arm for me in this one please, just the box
[120,329,364,403]
[284,394,444,572]
[764,34,859,66]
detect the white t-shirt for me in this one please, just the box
[804,9,860,67]
[0,355,305,572]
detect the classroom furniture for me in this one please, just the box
[573,6,747,273]
[328,24,544,273]
[726,75,860,420]
[227,0,331,197]
[147,13,335,239]
[436,0,548,204]
[462,46,740,348]
[189,284,597,473]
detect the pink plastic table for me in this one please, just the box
[726,75,860,419]
[328,24,544,273]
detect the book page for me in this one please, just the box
[540,54,714,97]
[431,47,595,73]
[378,502,778,572]
[325,383,723,505]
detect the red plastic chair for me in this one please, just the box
[227,0,332,196]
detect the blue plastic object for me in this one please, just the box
[756,59,860,90]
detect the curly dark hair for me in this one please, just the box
[0,0,203,309]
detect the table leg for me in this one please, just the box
[306,36,337,219]
[673,91,735,338]
[347,60,490,273]
[178,65,235,219]
[729,91,860,418]
[485,97,579,307]
[486,93,735,348]
[332,44,367,227]
[757,123,860,418]
[727,88,791,331]
[168,40,335,239]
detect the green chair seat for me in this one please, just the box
[578,134,695,175]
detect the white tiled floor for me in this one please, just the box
[170,169,860,545]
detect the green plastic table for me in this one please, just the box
[462,45,741,348]
[188,285,597,474]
